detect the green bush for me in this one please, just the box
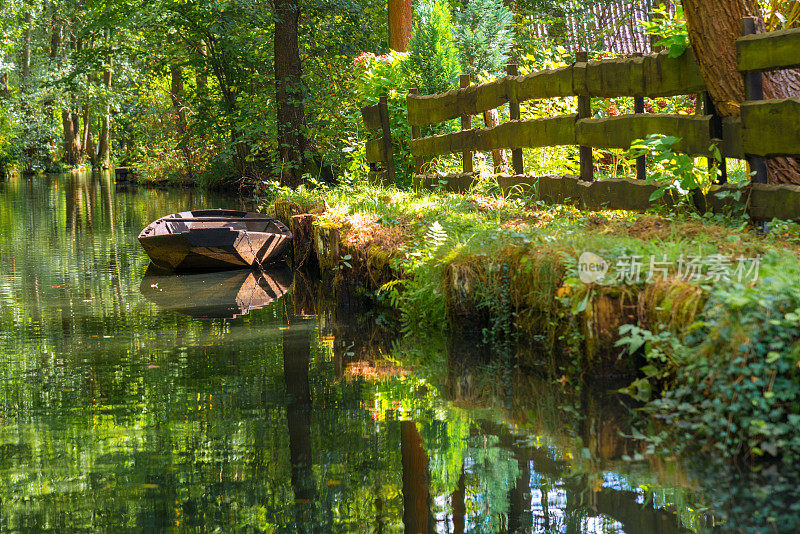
[455,0,515,78]
[0,106,18,174]
[405,0,460,95]
[650,259,800,464]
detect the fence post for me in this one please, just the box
[459,75,473,175]
[576,51,593,182]
[378,96,396,185]
[409,87,424,175]
[703,92,727,184]
[742,17,769,185]
[506,64,524,175]
[633,53,646,181]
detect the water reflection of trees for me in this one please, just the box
[2,172,794,532]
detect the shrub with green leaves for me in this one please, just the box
[455,0,515,79]
[625,134,718,202]
[405,0,460,95]
[640,2,689,58]
[650,262,800,464]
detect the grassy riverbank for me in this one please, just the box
[268,180,800,466]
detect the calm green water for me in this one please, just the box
[0,172,790,533]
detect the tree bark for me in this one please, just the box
[83,101,97,167]
[483,109,508,173]
[683,0,800,184]
[62,110,81,166]
[196,40,208,93]
[275,0,309,187]
[388,0,412,52]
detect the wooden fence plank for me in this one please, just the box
[720,117,744,158]
[365,138,387,163]
[640,48,708,97]
[460,75,473,174]
[507,64,524,175]
[413,173,476,192]
[409,116,578,158]
[407,49,707,126]
[361,104,382,131]
[416,173,800,221]
[508,65,575,103]
[737,26,800,72]
[741,98,800,157]
[575,114,713,155]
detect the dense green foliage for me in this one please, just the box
[406,0,460,95]
[455,0,515,78]
[651,267,800,462]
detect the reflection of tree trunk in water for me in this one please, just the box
[482,109,508,173]
[507,455,531,533]
[451,466,466,534]
[101,171,125,313]
[283,324,316,532]
[400,421,436,534]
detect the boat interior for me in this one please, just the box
[142,210,284,236]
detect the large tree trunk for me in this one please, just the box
[683,0,800,184]
[83,101,98,167]
[195,40,208,93]
[388,0,412,52]
[274,0,309,188]
[483,109,508,173]
[62,110,81,166]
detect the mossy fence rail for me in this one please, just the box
[362,20,800,221]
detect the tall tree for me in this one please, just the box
[275,0,309,188]
[682,0,800,184]
[388,0,412,51]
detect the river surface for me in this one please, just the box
[0,172,790,532]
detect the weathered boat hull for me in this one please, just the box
[140,265,293,318]
[138,210,292,271]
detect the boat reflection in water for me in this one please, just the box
[140,264,293,318]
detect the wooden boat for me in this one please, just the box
[140,265,293,318]
[138,209,292,271]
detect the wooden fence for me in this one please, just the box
[363,20,800,220]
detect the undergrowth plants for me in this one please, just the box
[271,180,800,465]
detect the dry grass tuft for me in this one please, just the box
[340,213,410,252]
